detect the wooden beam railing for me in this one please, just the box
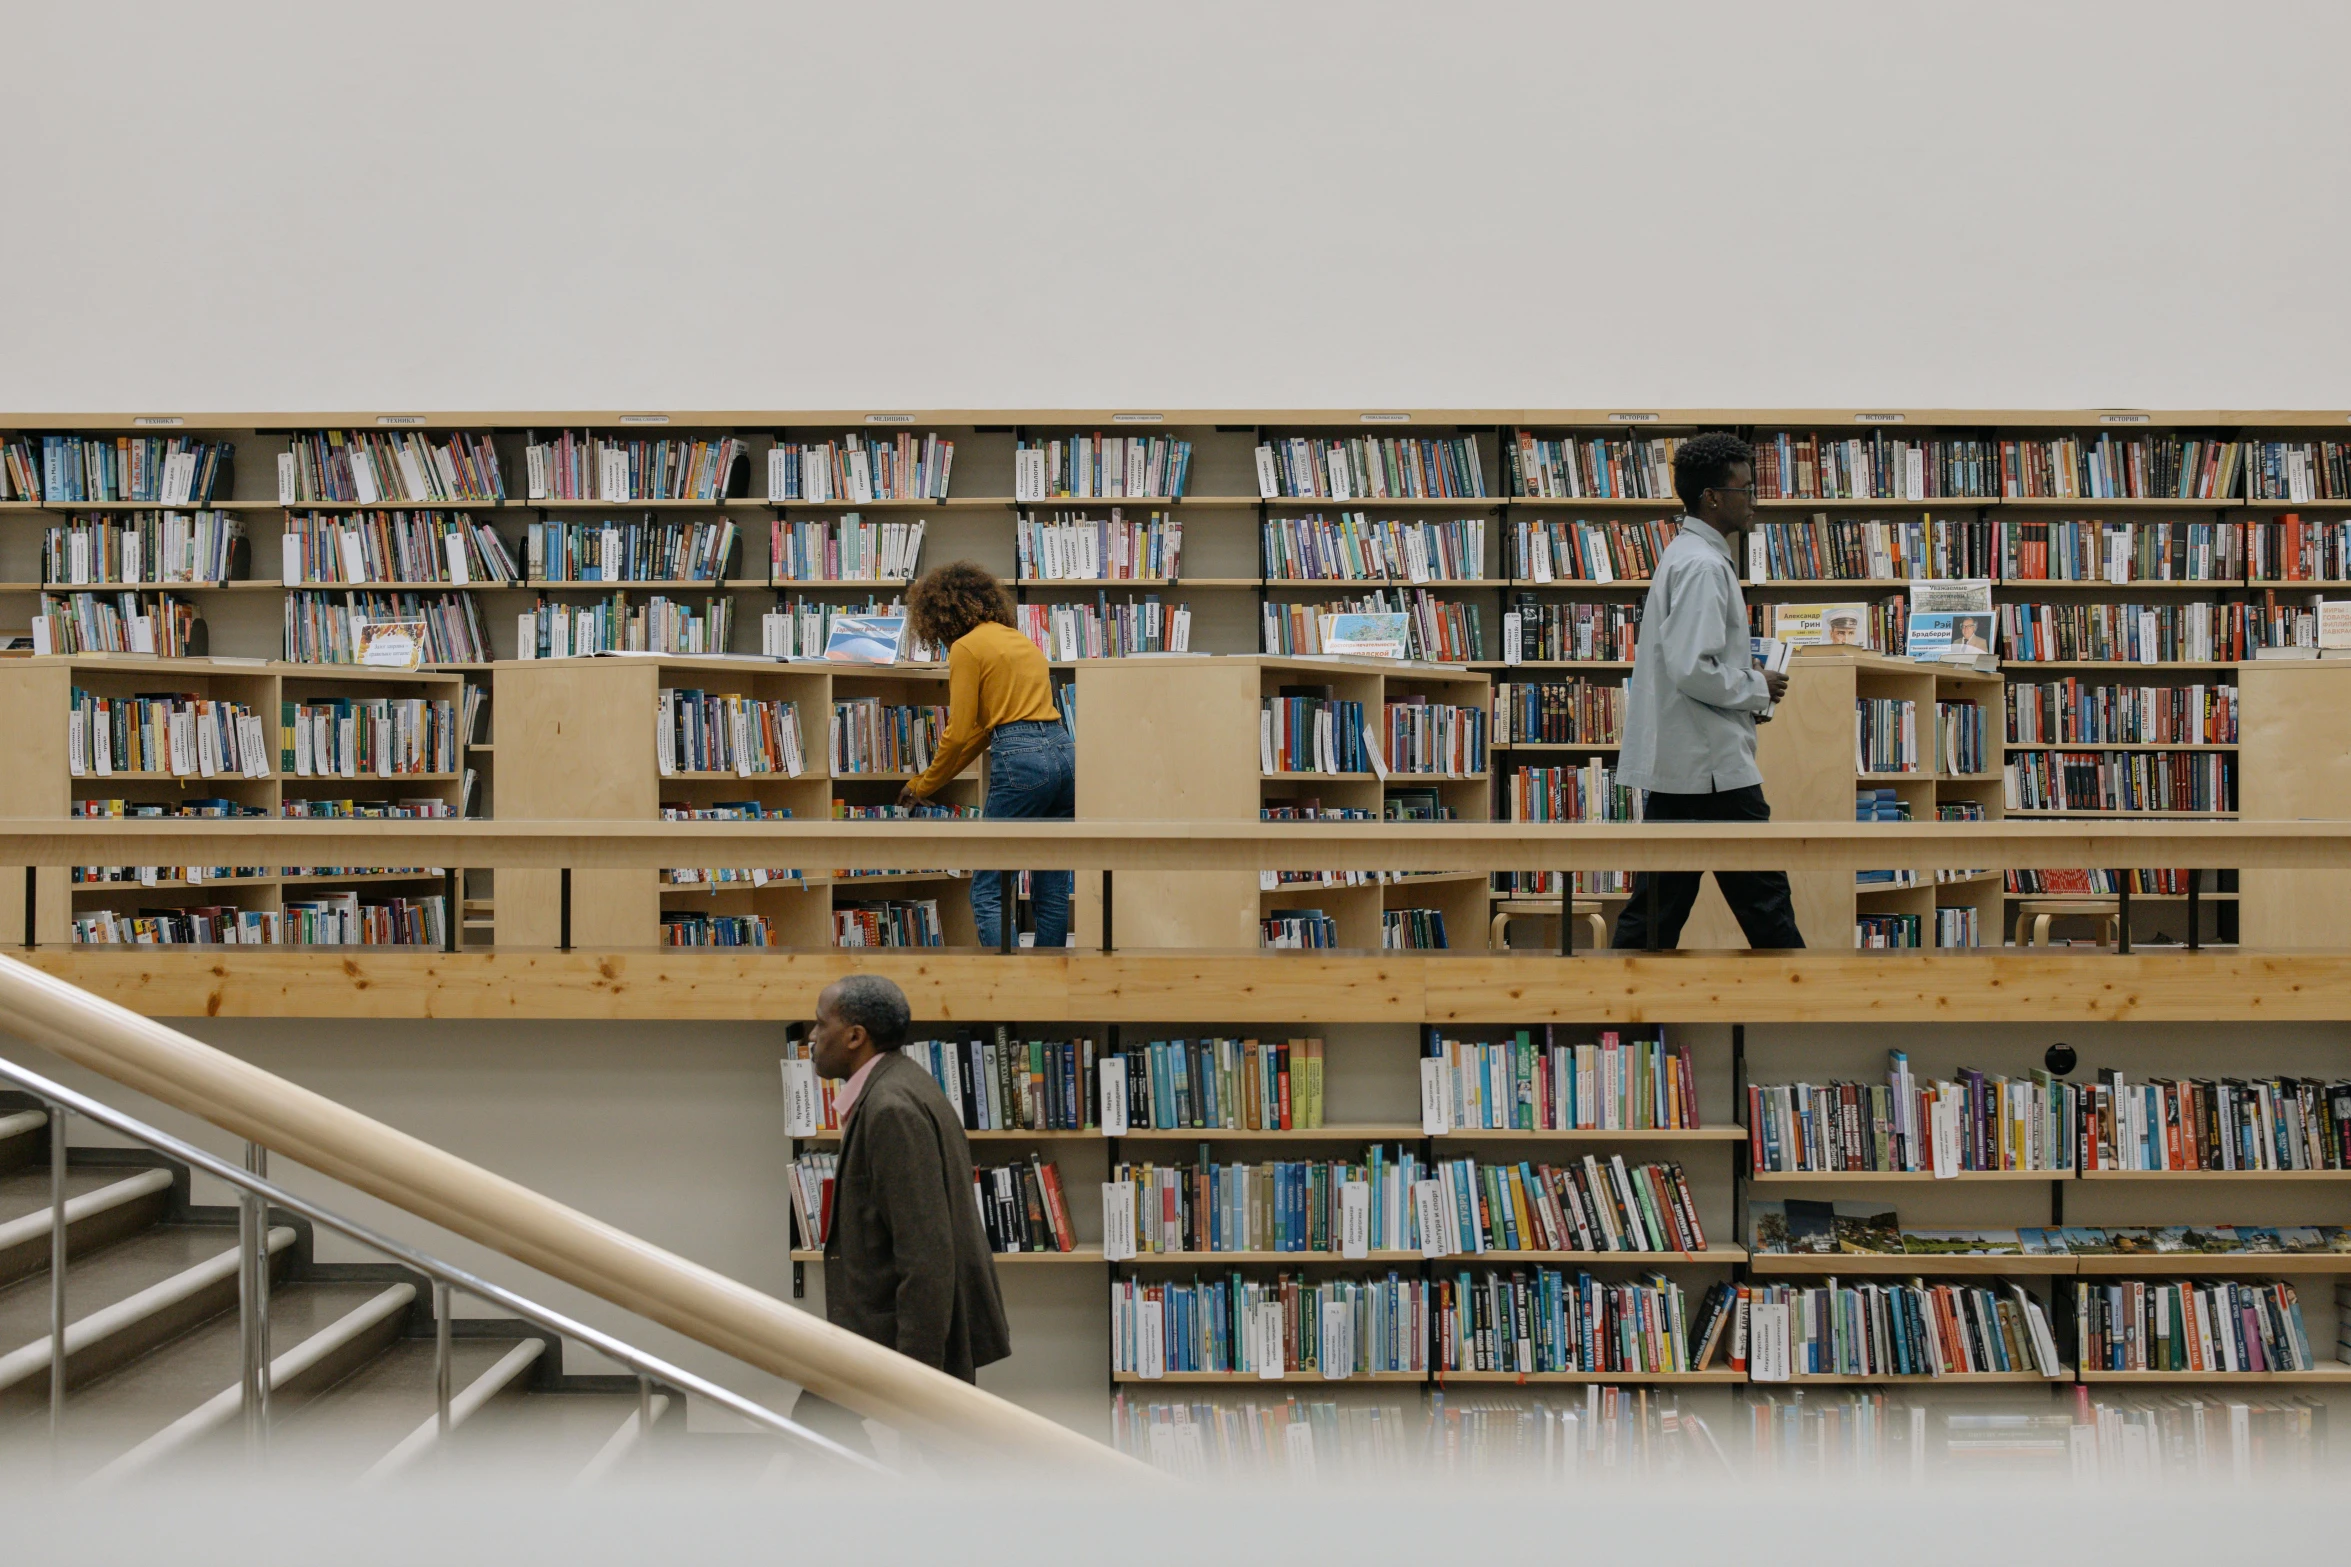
[0,950,1141,1473]
[0,817,2344,872]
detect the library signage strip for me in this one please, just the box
[8,409,2351,1411]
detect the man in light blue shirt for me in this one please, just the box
[1612,431,1804,949]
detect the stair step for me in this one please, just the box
[0,1225,295,1409]
[0,1111,44,1174]
[0,1168,175,1286]
[439,1388,666,1483]
[267,1335,534,1481]
[360,1337,547,1482]
[4,1278,406,1480]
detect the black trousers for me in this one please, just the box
[1611,784,1806,951]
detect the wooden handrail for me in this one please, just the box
[0,816,2346,871]
[0,951,1141,1473]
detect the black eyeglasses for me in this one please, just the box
[1706,483,1759,500]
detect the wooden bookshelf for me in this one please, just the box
[1073,655,1493,951]
[494,654,984,948]
[0,657,465,945]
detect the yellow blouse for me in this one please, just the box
[908,621,1059,797]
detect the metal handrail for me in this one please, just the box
[0,1050,883,1475]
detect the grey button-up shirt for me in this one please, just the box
[1615,516,1771,795]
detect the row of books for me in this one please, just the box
[1510,517,1676,582]
[67,691,269,780]
[2082,1071,2350,1173]
[286,512,518,586]
[971,1155,1081,1253]
[1112,1037,1328,1132]
[1104,1147,1428,1257]
[659,913,775,946]
[767,433,952,503]
[1016,596,1193,660]
[1016,435,1193,501]
[71,892,448,947]
[278,430,506,504]
[1261,909,1340,948]
[2004,679,2238,746]
[1750,1201,2351,1259]
[1261,514,1485,582]
[1255,437,1486,501]
[1420,1156,1707,1257]
[1111,1272,1427,1378]
[829,698,945,776]
[1855,914,1924,948]
[1756,434,2243,501]
[2003,750,2234,813]
[2074,1279,2323,1374]
[1115,1387,2322,1480]
[10,435,230,505]
[1260,694,1369,774]
[1936,699,1987,775]
[773,516,923,582]
[288,590,492,664]
[2001,520,2244,582]
[1258,589,1485,662]
[523,518,737,583]
[522,432,747,502]
[832,898,944,947]
[1381,908,1449,949]
[757,597,929,662]
[2001,869,2207,894]
[1381,698,1486,775]
[1934,908,1980,947]
[37,593,200,658]
[660,803,799,890]
[1748,1052,2077,1174]
[1744,1279,2063,1380]
[1504,434,1676,501]
[1855,698,1918,773]
[1996,600,2247,663]
[1017,511,1181,580]
[898,1033,1098,1133]
[1492,679,1624,745]
[1440,1270,1698,1375]
[1507,760,1641,823]
[2249,513,2351,579]
[1500,600,1640,664]
[513,593,726,661]
[45,512,243,585]
[2246,441,2351,501]
[283,697,461,778]
[1421,1029,1699,1133]
[655,689,807,777]
[1746,516,1997,582]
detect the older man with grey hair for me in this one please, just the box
[803,974,1009,1386]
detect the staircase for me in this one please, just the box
[0,1098,694,1484]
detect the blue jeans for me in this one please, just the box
[971,719,1075,949]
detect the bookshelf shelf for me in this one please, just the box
[2077,1364,2351,1384]
[1473,661,1636,671]
[1750,1254,2073,1276]
[2072,1253,2351,1274]
[1262,578,1496,591]
[1746,1170,2063,1183]
[1994,496,2242,508]
[521,579,740,591]
[1262,497,1499,511]
[2004,809,2239,818]
[1430,1127,1745,1143]
[2076,1169,2351,1182]
[2000,742,2237,751]
[1492,741,1621,753]
[1112,1370,1433,1384]
[791,1247,1104,1264]
[1114,1125,1427,1143]
[1435,1369,1749,1385]
[1766,1370,2065,1385]
[1015,577,1181,589]
[2000,578,2245,590]
[792,1127,1097,1143]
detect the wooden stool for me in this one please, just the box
[2012,897,2122,948]
[1490,898,1609,952]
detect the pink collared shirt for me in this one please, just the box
[832,1052,886,1124]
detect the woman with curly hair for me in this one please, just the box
[899,560,1074,948]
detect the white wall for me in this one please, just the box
[4,0,2348,412]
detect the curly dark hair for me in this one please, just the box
[1673,430,1756,511]
[906,560,1015,650]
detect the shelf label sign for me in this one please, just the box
[1100,1183,1137,1261]
[1608,412,1661,423]
[132,416,184,426]
[1358,412,1411,423]
[1112,413,1164,423]
[618,413,670,425]
[2099,413,2153,424]
[781,1057,821,1136]
[1853,412,1907,424]
[864,413,915,425]
[1340,1180,1370,1258]
[376,415,428,426]
[1099,1070,1128,1135]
